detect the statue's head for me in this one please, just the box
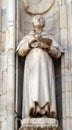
[32,15,45,29]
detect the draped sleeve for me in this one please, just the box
[16,31,36,57]
[48,35,63,58]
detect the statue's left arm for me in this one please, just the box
[49,37,63,58]
[38,32,63,58]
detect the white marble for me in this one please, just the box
[17,15,62,119]
[19,118,58,130]
[0,0,72,130]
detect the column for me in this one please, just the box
[7,0,15,130]
[60,1,72,130]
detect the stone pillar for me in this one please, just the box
[0,0,8,130]
[60,1,72,130]
[7,0,15,130]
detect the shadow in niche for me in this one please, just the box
[17,56,25,128]
[54,58,62,128]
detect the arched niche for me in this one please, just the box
[15,0,62,129]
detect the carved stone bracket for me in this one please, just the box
[19,118,58,130]
[23,0,55,14]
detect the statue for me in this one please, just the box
[16,15,62,119]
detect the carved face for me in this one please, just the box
[32,15,45,28]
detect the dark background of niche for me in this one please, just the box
[54,58,62,128]
[16,56,25,128]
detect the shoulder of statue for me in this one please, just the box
[48,34,56,42]
[21,31,35,40]
[41,31,51,37]
[41,31,48,35]
[28,30,35,35]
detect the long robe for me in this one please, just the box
[22,34,62,118]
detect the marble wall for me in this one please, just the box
[0,0,8,129]
[0,0,15,130]
[0,0,72,130]
[60,1,72,130]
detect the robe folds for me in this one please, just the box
[17,31,63,119]
[22,42,61,118]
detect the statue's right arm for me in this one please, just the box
[16,32,36,57]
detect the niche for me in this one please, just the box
[15,0,62,129]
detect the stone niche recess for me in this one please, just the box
[15,0,62,130]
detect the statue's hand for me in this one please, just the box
[37,35,52,46]
[30,41,50,50]
[29,42,39,48]
[16,34,36,56]
[16,41,30,56]
[49,46,61,58]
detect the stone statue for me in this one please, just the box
[16,15,62,119]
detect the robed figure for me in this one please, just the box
[17,15,62,119]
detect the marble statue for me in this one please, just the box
[16,15,62,119]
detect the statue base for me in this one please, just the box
[19,118,59,130]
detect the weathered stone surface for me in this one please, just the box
[1,119,7,130]
[1,53,7,71]
[2,70,7,94]
[0,0,72,130]
[0,80,2,95]
[23,0,55,14]
[19,118,58,130]
[0,94,7,121]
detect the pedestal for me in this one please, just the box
[19,118,58,130]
